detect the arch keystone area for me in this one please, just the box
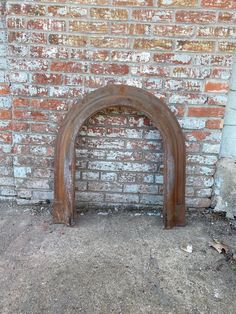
[53,85,186,229]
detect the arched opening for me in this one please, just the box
[75,106,164,213]
[53,85,186,229]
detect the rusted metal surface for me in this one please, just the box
[53,85,186,229]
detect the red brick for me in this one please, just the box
[69,21,108,33]
[112,51,151,63]
[153,25,194,37]
[201,0,234,8]
[48,6,88,18]
[132,9,173,22]
[7,17,25,29]
[13,122,30,132]
[218,41,236,53]
[90,8,128,20]
[48,34,87,47]
[0,132,12,144]
[7,4,46,16]
[90,37,129,49]
[26,19,48,30]
[185,130,211,141]
[204,80,229,93]
[0,84,10,95]
[48,20,66,32]
[206,119,224,129]
[134,39,173,50]
[84,76,104,88]
[188,107,225,117]
[48,5,67,17]
[32,73,63,85]
[70,49,109,61]
[30,99,68,111]
[1,0,231,209]
[176,40,214,52]
[51,61,88,73]
[111,23,150,35]
[131,65,169,77]
[219,12,236,24]
[13,109,48,121]
[8,31,47,44]
[91,64,129,75]
[113,0,153,5]
[176,10,217,23]
[0,110,11,120]
[30,46,69,59]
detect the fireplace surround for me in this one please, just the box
[53,85,186,229]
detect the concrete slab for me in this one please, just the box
[0,204,236,314]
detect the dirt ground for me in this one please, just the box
[0,203,236,314]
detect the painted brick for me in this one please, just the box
[88,161,157,172]
[186,176,214,187]
[176,40,214,52]
[219,12,236,24]
[111,23,151,35]
[179,118,205,129]
[201,0,235,9]
[112,51,151,63]
[0,0,233,210]
[132,9,173,22]
[101,172,118,182]
[196,188,212,197]
[175,11,217,23]
[69,21,109,33]
[154,53,192,64]
[105,193,139,204]
[140,194,163,205]
[153,25,194,37]
[91,8,128,20]
[193,54,232,67]
[134,39,173,50]
[113,0,153,5]
[172,67,211,79]
[218,42,236,53]
[91,64,129,75]
[160,0,198,6]
[202,143,221,154]
[48,34,87,47]
[186,165,215,176]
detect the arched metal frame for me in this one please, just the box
[53,85,186,229]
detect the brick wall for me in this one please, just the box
[1,0,235,210]
[76,107,164,211]
[0,1,14,201]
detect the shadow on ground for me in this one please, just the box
[0,203,236,314]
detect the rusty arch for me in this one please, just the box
[53,85,186,229]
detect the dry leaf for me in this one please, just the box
[209,239,230,254]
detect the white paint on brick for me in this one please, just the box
[187,154,218,165]
[14,167,32,178]
[220,53,236,158]
[88,161,157,172]
[202,143,221,154]
[101,172,117,182]
[0,144,11,153]
[179,118,205,130]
